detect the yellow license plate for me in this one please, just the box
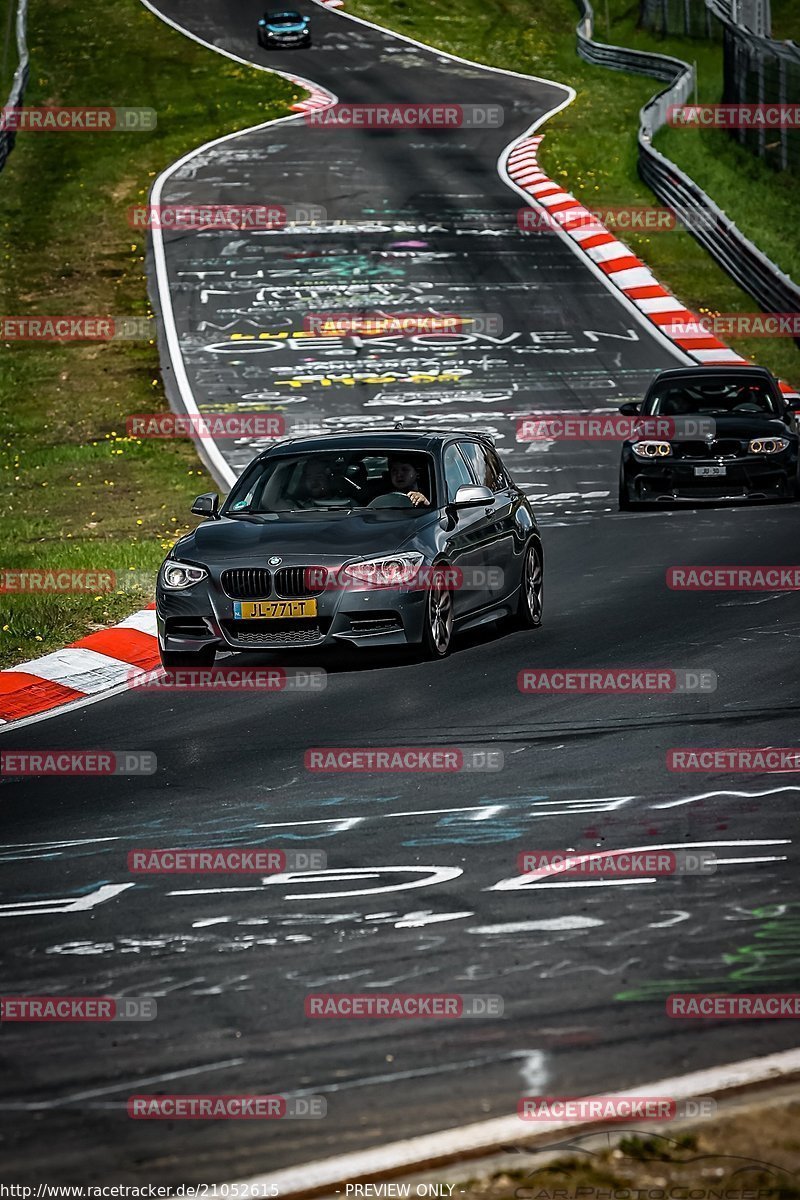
[233,599,318,620]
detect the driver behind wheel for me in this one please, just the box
[387,456,430,507]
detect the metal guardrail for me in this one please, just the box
[1,0,29,174]
[574,0,800,329]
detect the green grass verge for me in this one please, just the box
[0,0,297,669]
[345,0,800,388]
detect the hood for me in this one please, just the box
[632,414,794,443]
[695,414,795,440]
[174,509,438,566]
[266,20,307,31]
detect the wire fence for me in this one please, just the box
[573,0,800,333]
[640,0,800,172]
[639,0,718,39]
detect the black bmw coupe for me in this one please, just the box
[618,366,800,509]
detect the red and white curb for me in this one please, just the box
[0,604,159,727]
[288,79,332,114]
[506,135,800,401]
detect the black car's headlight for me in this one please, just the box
[632,440,672,458]
[343,553,424,587]
[748,436,790,454]
[160,562,208,590]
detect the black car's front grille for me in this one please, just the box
[221,568,272,600]
[274,566,327,598]
[677,439,747,459]
[222,619,324,648]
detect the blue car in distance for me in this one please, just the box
[258,9,312,48]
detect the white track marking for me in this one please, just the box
[655,784,800,809]
[469,917,604,933]
[0,1058,245,1111]
[491,839,790,891]
[394,910,473,928]
[170,865,463,900]
[0,883,134,918]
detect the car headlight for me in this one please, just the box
[160,561,208,590]
[748,437,789,454]
[343,553,424,587]
[632,440,672,458]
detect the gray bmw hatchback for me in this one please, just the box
[156,428,543,666]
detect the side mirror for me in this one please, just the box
[191,492,219,519]
[619,401,640,415]
[783,399,800,415]
[453,484,493,507]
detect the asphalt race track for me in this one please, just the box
[1,0,799,1183]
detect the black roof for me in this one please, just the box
[651,365,776,383]
[261,428,496,458]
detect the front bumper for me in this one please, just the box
[156,569,429,654]
[258,31,310,45]
[622,451,798,504]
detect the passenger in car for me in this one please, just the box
[293,459,350,508]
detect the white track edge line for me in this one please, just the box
[141,0,339,492]
[228,1048,800,1195]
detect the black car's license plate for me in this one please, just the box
[694,465,726,478]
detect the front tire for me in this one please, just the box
[618,468,633,510]
[160,647,216,670]
[515,539,543,629]
[421,568,453,659]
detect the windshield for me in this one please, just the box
[644,375,782,418]
[224,450,436,515]
[266,11,303,22]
